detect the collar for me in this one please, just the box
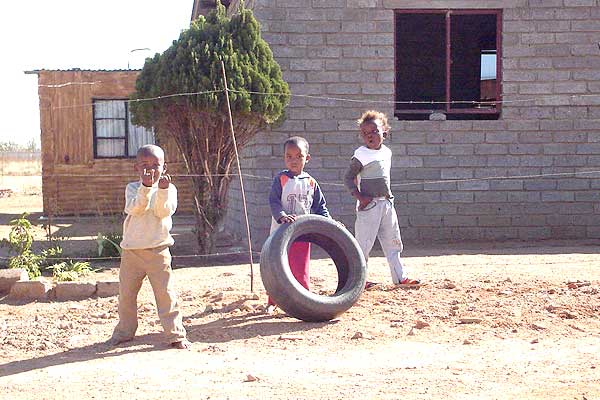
[283,170,309,179]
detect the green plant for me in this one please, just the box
[47,261,97,282]
[129,1,289,253]
[7,246,63,278]
[4,212,33,255]
[96,232,123,257]
[1,213,86,280]
[5,251,42,277]
[1,213,41,278]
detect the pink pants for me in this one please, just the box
[268,241,310,306]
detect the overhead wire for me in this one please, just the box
[35,80,600,109]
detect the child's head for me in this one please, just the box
[357,110,390,150]
[283,136,310,176]
[135,144,166,177]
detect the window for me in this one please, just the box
[92,99,155,158]
[394,10,502,120]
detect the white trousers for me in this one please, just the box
[355,198,406,284]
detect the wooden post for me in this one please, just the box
[220,60,255,293]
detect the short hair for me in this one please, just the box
[357,110,390,133]
[136,144,165,160]
[283,136,309,154]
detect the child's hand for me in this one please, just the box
[335,220,347,229]
[279,214,296,224]
[141,168,158,187]
[355,193,373,210]
[158,173,171,189]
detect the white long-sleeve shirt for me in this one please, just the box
[119,181,177,250]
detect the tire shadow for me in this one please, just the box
[186,312,338,343]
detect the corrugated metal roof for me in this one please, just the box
[24,68,141,74]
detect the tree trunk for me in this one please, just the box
[162,108,264,255]
[191,173,226,254]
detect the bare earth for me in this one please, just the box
[1,185,599,400]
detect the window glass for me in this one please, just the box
[96,139,126,157]
[94,100,126,119]
[96,119,126,138]
[395,13,446,111]
[450,13,497,110]
[93,99,154,158]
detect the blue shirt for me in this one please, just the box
[269,170,330,233]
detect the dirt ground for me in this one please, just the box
[1,180,599,399]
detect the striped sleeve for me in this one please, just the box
[268,174,287,222]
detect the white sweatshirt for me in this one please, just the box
[119,181,177,250]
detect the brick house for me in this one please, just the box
[26,69,195,216]
[192,0,600,248]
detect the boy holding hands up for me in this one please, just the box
[109,144,189,349]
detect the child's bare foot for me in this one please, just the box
[171,339,191,349]
[106,336,133,346]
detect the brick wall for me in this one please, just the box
[224,0,600,248]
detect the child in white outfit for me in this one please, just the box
[109,144,190,349]
[343,110,419,287]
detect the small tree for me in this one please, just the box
[1,213,62,279]
[130,3,289,253]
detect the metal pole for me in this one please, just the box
[128,48,151,70]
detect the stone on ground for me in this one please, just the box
[96,281,119,297]
[8,280,51,300]
[0,269,28,293]
[54,282,96,300]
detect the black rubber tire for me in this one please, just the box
[260,214,366,322]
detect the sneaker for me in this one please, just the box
[266,304,277,315]
[171,339,192,349]
[399,278,421,285]
[364,281,380,290]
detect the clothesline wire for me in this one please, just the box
[38,169,600,189]
[0,251,260,263]
[34,83,600,112]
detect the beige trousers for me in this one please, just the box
[111,246,187,343]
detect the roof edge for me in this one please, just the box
[24,68,141,74]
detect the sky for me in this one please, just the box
[0,1,192,146]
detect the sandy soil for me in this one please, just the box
[1,189,599,399]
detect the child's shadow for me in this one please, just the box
[0,333,165,378]
[0,313,337,377]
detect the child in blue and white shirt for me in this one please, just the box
[267,136,330,312]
